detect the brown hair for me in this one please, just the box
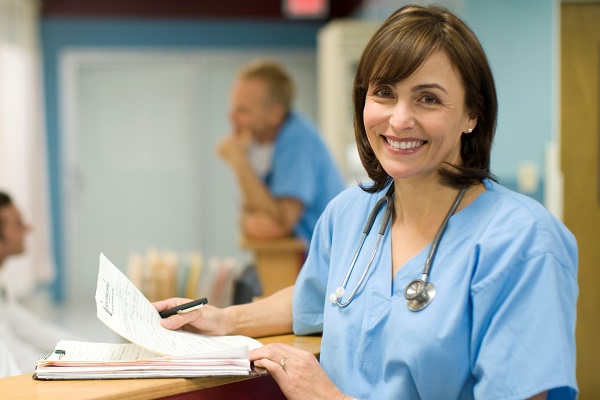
[238,59,295,112]
[354,5,498,192]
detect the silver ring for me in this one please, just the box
[279,356,287,369]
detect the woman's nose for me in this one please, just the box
[389,101,415,131]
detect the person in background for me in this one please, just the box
[157,5,578,399]
[216,60,345,245]
[0,191,72,376]
[216,60,345,303]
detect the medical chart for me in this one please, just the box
[32,253,263,380]
[95,253,262,357]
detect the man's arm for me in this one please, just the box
[217,131,303,237]
[242,199,303,239]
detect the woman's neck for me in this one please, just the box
[391,179,484,228]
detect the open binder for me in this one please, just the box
[33,253,263,380]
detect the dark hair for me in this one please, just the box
[0,192,10,208]
[353,5,498,193]
[0,191,12,238]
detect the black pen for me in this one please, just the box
[159,298,208,318]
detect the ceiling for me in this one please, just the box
[41,0,364,20]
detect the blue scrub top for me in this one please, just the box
[293,180,578,400]
[267,112,345,244]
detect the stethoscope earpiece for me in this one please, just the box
[404,278,436,311]
[329,287,346,304]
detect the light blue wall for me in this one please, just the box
[464,0,557,197]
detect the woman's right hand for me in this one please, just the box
[153,298,232,336]
[154,286,294,339]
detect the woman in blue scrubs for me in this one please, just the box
[156,5,578,399]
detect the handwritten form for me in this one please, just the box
[95,253,262,358]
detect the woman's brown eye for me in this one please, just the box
[423,95,439,104]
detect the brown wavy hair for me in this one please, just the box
[353,5,498,193]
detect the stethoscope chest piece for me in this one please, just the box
[331,186,466,310]
[404,278,436,311]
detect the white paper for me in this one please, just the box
[35,340,252,379]
[47,340,162,362]
[95,253,262,357]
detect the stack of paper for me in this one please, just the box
[33,253,262,380]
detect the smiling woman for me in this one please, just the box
[354,8,497,194]
[154,5,577,400]
[363,51,477,184]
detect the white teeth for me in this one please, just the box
[386,138,423,150]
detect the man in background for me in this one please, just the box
[0,191,71,376]
[216,60,345,302]
[216,59,345,245]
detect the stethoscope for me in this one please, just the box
[329,184,467,311]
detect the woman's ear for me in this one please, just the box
[465,115,478,134]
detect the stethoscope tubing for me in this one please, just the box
[331,184,467,310]
[340,196,389,290]
[332,186,394,308]
[336,232,386,307]
[421,187,467,278]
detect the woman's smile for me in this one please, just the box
[383,136,427,152]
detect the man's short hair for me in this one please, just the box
[237,60,295,112]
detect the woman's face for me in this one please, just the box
[363,50,476,183]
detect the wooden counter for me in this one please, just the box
[0,334,321,400]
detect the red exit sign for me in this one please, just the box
[282,0,329,19]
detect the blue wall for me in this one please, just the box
[465,0,557,198]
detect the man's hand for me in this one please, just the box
[216,129,253,168]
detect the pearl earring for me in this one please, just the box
[467,128,473,133]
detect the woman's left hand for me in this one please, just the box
[250,343,348,400]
